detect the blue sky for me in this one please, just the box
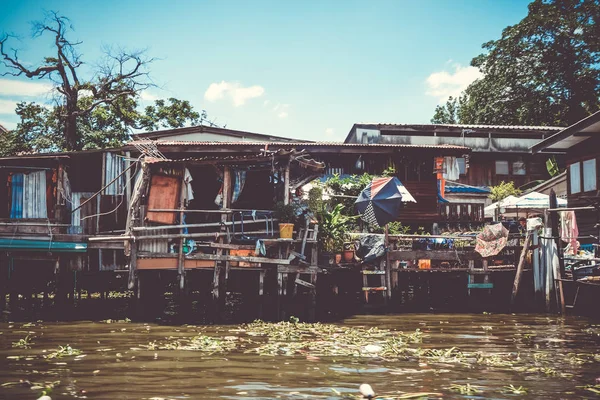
[1,0,532,141]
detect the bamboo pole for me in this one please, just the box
[147,208,274,213]
[131,218,277,231]
[89,229,273,242]
[510,231,532,306]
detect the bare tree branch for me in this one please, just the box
[1,11,156,151]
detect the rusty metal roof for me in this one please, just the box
[142,141,470,150]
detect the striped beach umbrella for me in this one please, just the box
[355,177,416,227]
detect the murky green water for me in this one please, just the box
[1,314,599,399]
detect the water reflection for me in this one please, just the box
[0,314,599,399]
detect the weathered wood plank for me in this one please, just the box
[187,253,291,265]
[389,250,481,261]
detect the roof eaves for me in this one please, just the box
[148,141,470,150]
[531,110,600,153]
[134,125,309,143]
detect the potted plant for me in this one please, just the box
[342,239,355,262]
[275,202,297,239]
[318,204,354,265]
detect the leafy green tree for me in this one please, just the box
[433,0,600,126]
[0,96,207,156]
[140,98,203,131]
[489,181,522,202]
[431,96,460,124]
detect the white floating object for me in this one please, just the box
[363,344,382,353]
[359,383,375,398]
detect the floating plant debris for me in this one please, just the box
[45,345,82,359]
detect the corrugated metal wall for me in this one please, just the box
[139,229,169,253]
[103,152,126,195]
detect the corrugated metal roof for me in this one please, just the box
[146,153,278,164]
[143,141,470,150]
[445,186,490,194]
[134,124,309,142]
[444,181,490,194]
[359,123,563,131]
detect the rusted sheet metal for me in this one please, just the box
[146,175,181,224]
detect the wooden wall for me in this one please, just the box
[399,181,438,223]
[565,137,600,242]
[457,153,556,188]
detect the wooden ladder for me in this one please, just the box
[467,259,494,295]
[362,259,389,304]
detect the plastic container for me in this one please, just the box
[278,223,294,239]
[418,259,431,270]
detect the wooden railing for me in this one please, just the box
[438,203,485,222]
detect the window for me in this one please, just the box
[570,162,581,194]
[10,171,48,218]
[583,158,597,192]
[457,157,466,175]
[512,161,526,175]
[495,160,509,175]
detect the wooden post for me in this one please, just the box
[545,230,554,313]
[128,240,138,290]
[308,271,317,321]
[549,190,565,277]
[177,204,185,290]
[532,229,539,295]
[283,164,290,205]
[258,270,265,319]
[384,224,391,302]
[212,167,231,317]
[277,270,283,320]
[510,231,532,307]
[125,151,132,205]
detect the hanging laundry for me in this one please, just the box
[443,157,460,181]
[232,170,246,204]
[10,173,23,219]
[182,168,194,202]
[559,211,579,255]
[215,170,247,206]
[437,179,448,203]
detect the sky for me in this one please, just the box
[0,0,532,141]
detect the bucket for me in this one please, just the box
[279,223,294,239]
[418,259,431,270]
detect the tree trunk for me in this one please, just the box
[64,96,79,151]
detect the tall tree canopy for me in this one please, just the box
[0,12,203,155]
[432,0,600,126]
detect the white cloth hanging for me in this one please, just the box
[23,171,47,218]
[183,168,194,202]
[443,157,460,181]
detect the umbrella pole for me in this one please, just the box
[384,224,392,303]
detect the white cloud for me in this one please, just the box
[0,99,18,114]
[325,128,334,137]
[0,78,52,97]
[425,64,482,102]
[140,90,159,102]
[263,100,270,107]
[204,80,265,107]
[272,103,290,119]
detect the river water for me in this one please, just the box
[1,314,599,399]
